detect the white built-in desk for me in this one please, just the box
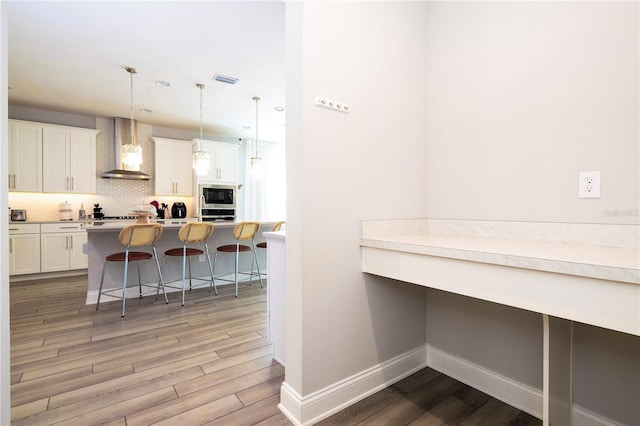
[360,219,639,426]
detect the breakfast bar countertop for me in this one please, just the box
[84,219,247,232]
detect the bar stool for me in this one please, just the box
[96,223,167,317]
[213,221,263,297]
[252,221,285,280]
[256,221,285,249]
[161,222,216,306]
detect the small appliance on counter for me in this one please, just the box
[59,202,73,221]
[171,202,187,219]
[10,209,27,222]
[93,203,104,220]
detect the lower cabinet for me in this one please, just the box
[9,224,41,276]
[40,223,87,273]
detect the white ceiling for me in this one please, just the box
[7,1,286,142]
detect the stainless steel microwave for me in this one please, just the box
[199,184,236,209]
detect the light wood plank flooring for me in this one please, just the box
[10,275,541,425]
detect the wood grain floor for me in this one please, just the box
[10,275,541,425]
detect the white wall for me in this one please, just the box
[286,1,430,398]
[424,1,639,225]
[0,3,10,424]
[422,3,639,424]
[286,2,638,425]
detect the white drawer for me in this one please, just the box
[41,222,86,233]
[8,223,40,234]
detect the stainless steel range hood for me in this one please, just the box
[101,117,151,180]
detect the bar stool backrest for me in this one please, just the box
[233,221,261,241]
[272,221,285,232]
[119,224,164,248]
[178,222,214,243]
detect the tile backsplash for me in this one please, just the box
[8,117,194,222]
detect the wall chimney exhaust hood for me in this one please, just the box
[102,117,151,180]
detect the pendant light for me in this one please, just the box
[193,83,210,176]
[250,96,264,180]
[121,67,143,171]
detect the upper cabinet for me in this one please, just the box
[197,140,239,184]
[9,119,98,194]
[153,137,194,196]
[8,120,43,192]
[43,126,98,193]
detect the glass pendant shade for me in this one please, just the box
[193,150,210,176]
[121,143,142,171]
[250,156,264,180]
[122,67,142,172]
[193,83,211,176]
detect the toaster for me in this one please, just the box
[11,209,27,221]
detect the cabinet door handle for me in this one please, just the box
[70,236,74,250]
[71,177,74,191]
[13,174,16,189]
[9,238,13,254]
[8,174,11,189]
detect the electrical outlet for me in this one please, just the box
[578,171,601,198]
[199,255,205,262]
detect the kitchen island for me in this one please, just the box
[85,219,271,305]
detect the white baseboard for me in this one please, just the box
[572,406,620,426]
[277,342,621,426]
[278,344,427,425]
[426,344,621,426]
[426,344,542,418]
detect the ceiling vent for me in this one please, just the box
[213,74,239,85]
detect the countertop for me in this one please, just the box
[361,219,640,335]
[85,219,275,232]
[360,219,639,284]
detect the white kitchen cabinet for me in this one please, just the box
[8,120,43,192]
[153,137,194,196]
[42,125,98,193]
[9,223,41,276]
[197,140,238,184]
[40,223,87,272]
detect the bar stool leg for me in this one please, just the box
[153,245,169,305]
[181,245,187,306]
[252,243,264,288]
[235,243,240,297]
[96,260,108,310]
[122,252,130,318]
[205,242,217,295]
[188,257,193,291]
[137,261,143,298]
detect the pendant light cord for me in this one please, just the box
[253,96,260,157]
[198,83,204,151]
[126,67,137,146]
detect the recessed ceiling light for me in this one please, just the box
[155,80,171,87]
[213,74,239,85]
[274,106,284,112]
[140,108,153,113]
